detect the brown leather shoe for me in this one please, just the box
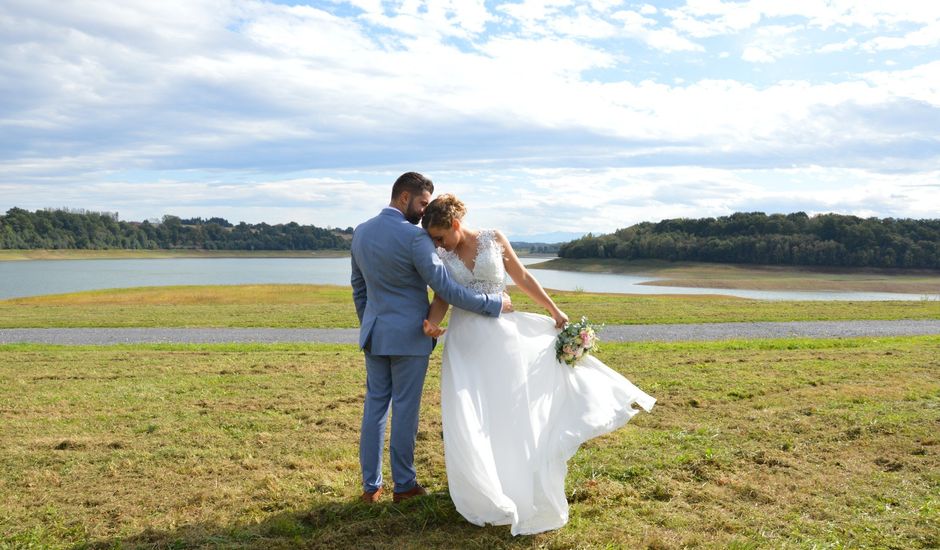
[361,487,383,504]
[393,484,427,503]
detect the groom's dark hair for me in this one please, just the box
[391,172,434,200]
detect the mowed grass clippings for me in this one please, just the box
[2,284,939,328]
[1,338,938,549]
[0,343,364,549]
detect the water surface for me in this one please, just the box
[0,257,930,301]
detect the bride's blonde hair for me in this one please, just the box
[421,194,467,230]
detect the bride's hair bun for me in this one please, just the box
[421,194,466,229]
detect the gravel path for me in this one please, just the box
[2,320,939,345]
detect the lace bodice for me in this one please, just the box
[438,229,506,294]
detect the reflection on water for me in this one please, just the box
[0,257,930,301]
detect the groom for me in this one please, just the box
[351,172,511,504]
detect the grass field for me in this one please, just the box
[0,249,349,261]
[2,284,939,329]
[1,337,937,549]
[530,258,940,295]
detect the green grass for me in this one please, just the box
[531,258,940,294]
[0,285,356,329]
[1,337,938,548]
[1,284,938,328]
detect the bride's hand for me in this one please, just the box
[500,292,514,313]
[423,319,446,338]
[552,309,569,329]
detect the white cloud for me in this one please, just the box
[548,11,619,39]
[665,0,940,38]
[741,46,774,63]
[588,0,624,13]
[740,24,804,63]
[863,21,940,51]
[611,9,704,52]
[819,38,858,53]
[495,0,574,33]
[460,165,940,235]
[494,1,704,52]
[664,1,762,38]
[353,0,494,39]
[645,27,704,52]
[859,61,940,106]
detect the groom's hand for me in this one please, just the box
[423,319,446,338]
[501,292,514,313]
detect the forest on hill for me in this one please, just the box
[0,208,351,251]
[558,212,940,269]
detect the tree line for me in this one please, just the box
[0,208,351,251]
[558,212,940,269]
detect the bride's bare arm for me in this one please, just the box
[495,231,569,328]
[424,294,450,337]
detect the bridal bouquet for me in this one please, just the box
[555,317,603,366]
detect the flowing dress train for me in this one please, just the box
[438,230,655,535]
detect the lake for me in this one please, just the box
[0,257,930,301]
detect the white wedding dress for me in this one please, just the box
[437,230,656,536]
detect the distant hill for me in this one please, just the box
[509,241,561,254]
[558,212,940,269]
[0,208,350,251]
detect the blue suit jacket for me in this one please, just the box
[351,208,503,356]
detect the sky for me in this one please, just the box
[1,0,938,241]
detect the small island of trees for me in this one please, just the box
[558,212,940,269]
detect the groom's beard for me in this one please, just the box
[404,203,423,225]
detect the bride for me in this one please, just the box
[420,194,656,536]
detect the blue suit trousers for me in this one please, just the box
[359,352,429,493]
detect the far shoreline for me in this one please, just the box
[527,258,940,294]
[0,249,352,261]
